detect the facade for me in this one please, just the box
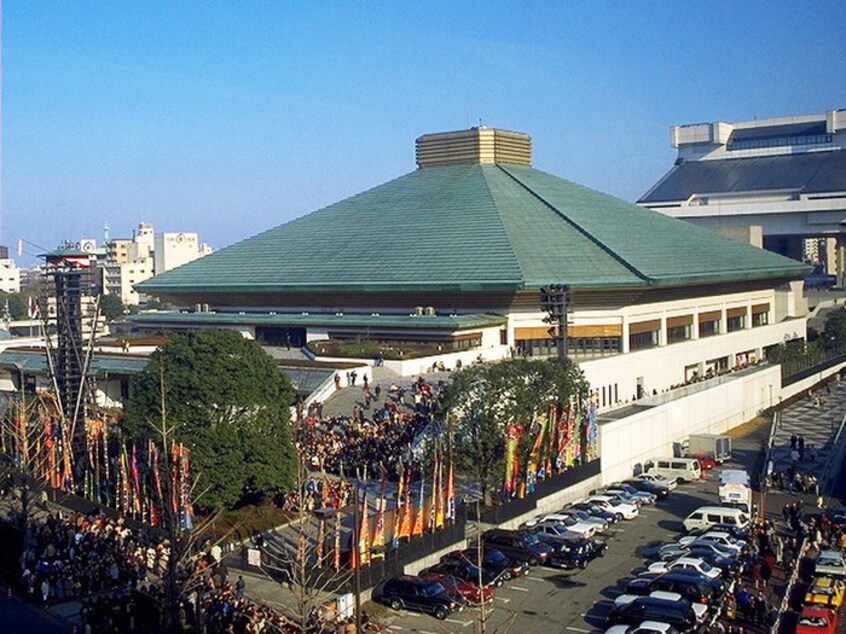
[0,257,21,294]
[639,109,846,282]
[136,127,811,407]
[102,222,212,305]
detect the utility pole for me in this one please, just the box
[475,499,487,634]
[540,284,570,359]
[353,486,362,633]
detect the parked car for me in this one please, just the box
[657,540,738,561]
[796,606,838,634]
[677,531,746,552]
[805,576,846,608]
[604,621,681,634]
[588,495,640,520]
[625,571,725,606]
[372,575,461,620]
[634,472,678,491]
[614,592,707,624]
[605,596,699,631]
[418,571,493,606]
[423,560,500,588]
[529,532,592,569]
[647,557,722,580]
[609,482,657,504]
[623,478,671,500]
[570,500,622,524]
[481,529,554,566]
[592,488,644,508]
[523,514,598,538]
[564,507,611,531]
[443,547,529,582]
[816,550,846,577]
[685,524,749,542]
[688,453,717,472]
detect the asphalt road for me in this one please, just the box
[367,475,721,634]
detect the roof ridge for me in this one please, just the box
[496,165,653,284]
[479,166,529,287]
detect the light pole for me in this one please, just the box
[540,284,570,359]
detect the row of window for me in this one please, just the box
[728,133,832,151]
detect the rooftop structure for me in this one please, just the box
[639,109,846,283]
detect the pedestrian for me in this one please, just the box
[235,575,246,599]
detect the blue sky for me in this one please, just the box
[3,2,845,265]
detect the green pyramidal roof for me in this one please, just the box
[139,163,809,294]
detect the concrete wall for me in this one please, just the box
[598,365,781,484]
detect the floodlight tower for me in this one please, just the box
[540,284,570,359]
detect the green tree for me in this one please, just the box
[0,292,29,320]
[124,329,297,512]
[100,293,126,320]
[443,357,589,505]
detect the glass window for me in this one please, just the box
[667,324,691,344]
[727,315,745,332]
[699,320,719,337]
[752,311,768,327]
[630,330,658,351]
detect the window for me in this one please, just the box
[667,324,691,344]
[629,330,658,351]
[699,319,719,337]
[752,311,768,327]
[727,315,745,332]
[707,514,722,523]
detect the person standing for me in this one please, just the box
[235,575,246,599]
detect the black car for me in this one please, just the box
[445,547,529,582]
[372,575,461,620]
[482,529,553,566]
[623,478,671,500]
[531,533,591,569]
[606,596,698,631]
[625,571,725,605]
[424,560,500,588]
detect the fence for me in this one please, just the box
[782,348,846,386]
[230,503,468,592]
[469,459,601,525]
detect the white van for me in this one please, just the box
[682,505,750,533]
[646,457,702,483]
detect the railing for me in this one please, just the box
[781,347,846,386]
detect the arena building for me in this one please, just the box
[133,127,810,409]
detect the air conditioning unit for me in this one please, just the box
[414,306,424,316]
[424,306,436,316]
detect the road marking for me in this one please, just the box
[445,618,473,627]
[566,627,592,633]
[495,597,512,603]
[387,627,403,632]
[419,631,438,634]
[510,585,530,592]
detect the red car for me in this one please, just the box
[689,453,717,473]
[419,571,494,605]
[796,606,838,634]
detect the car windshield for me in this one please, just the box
[523,533,542,545]
[485,551,506,564]
[572,510,590,521]
[588,505,604,514]
[562,516,577,526]
[608,499,623,507]
[420,582,446,597]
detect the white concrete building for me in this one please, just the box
[639,109,846,282]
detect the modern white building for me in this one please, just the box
[639,109,846,282]
[102,222,212,305]
[0,258,21,294]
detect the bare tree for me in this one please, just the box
[260,460,353,633]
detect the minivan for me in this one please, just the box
[646,458,702,483]
[682,506,750,533]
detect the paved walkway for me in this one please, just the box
[769,377,846,500]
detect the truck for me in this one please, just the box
[718,469,752,514]
[687,433,732,463]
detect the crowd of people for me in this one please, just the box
[296,378,444,482]
[20,510,159,605]
[281,477,354,512]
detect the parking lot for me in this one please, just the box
[368,469,727,634]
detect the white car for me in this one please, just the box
[816,549,846,577]
[634,473,678,491]
[677,531,746,552]
[523,515,597,538]
[647,556,722,579]
[614,591,708,623]
[605,621,681,634]
[587,495,639,520]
